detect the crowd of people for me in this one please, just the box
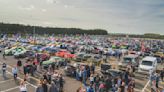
[75,65,164,92]
[75,65,135,92]
[0,35,164,92]
[149,68,164,92]
[1,54,65,92]
[1,54,164,92]
[35,71,64,92]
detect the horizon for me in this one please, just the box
[0,0,164,34]
[0,22,163,35]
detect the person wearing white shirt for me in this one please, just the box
[19,81,27,92]
[12,66,18,80]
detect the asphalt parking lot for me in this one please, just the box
[0,72,36,92]
[0,54,82,92]
[0,54,163,92]
[107,57,164,92]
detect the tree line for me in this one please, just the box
[0,22,108,35]
[108,33,164,39]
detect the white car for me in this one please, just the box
[138,56,157,74]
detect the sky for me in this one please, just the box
[0,0,164,34]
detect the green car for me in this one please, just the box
[13,49,27,58]
[42,56,64,68]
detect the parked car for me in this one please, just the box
[4,47,26,56]
[138,56,157,74]
[14,50,35,58]
[101,63,111,74]
[64,64,76,76]
[42,56,64,68]
[118,54,139,71]
[55,50,76,58]
[14,49,27,58]
[76,53,92,62]
[102,69,123,79]
[37,53,50,61]
[75,53,85,62]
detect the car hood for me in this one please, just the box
[42,60,53,65]
[139,65,153,70]
[14,50,26,55]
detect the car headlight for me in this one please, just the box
[138,68,141,71]
[118,63,122,65]
[65,67,68,70]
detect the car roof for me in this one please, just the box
[124,54,138,58]
[142,56,157,62]
[107,69,122,73]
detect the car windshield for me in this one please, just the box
[123,57,132,63]
[108,70,120,77]
[141,61,153,66]
[78,54,84,57]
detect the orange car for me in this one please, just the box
[55,50,76,58]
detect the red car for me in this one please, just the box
[37,53,50,61]
[55,50,76,58]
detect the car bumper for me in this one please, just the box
[118,66,127,71]
[138,69,149,75]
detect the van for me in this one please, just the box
[138,56,157,74]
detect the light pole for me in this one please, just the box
[33,26,36,44]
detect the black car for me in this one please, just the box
[101,63,111,74]
[14,51,35,59]
[154,55,162,63]
[102,69,123,79]
[76,53,92,62]
[64,64,76,77]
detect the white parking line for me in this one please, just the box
[1,86,20,92]
[142,80,150,92]
[0,72,9,76]
[0,62,37,89]
[0,79,14,84]
[6,71,37,88]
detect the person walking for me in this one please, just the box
[49,81,58,92]
[42,79,48,92]
[155,73,160,90]
[36,80,44,92]
[124,70,129,87]
[17,59,22,72]
[151,80,157,92]
[105,77,112,91]
[47,71,51,84]
[30,64,35,76]
[89,74,94,85]
[12,66,18,80]
[160,68,164,82]
[127,79,135,92]
[23,63,28,75]
[59,74,64,92]
[19,81,27,92]
[99,81,106,92]
[120,80,125,92]
[3,52,6,59]
[87,85,94,92]
[2,63,7,78]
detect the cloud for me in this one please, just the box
[43,21,53,25]
[59,17,79,22]
[18,5,35,11]
[64,5,68,8]
[41,9,47,12]
[1,0,164,34]
[46,0,54,4]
